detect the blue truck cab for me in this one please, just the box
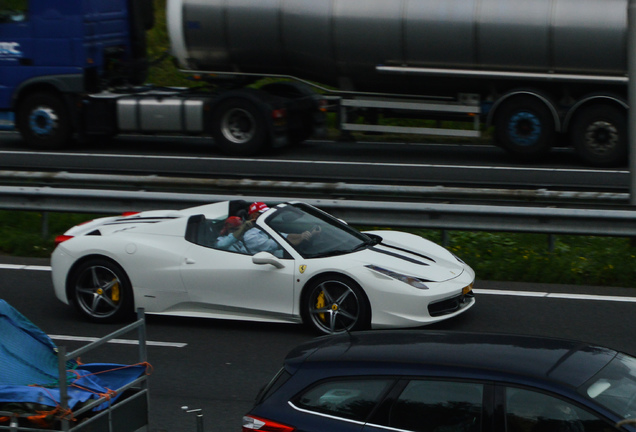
[0,0,152,146]
[0,0,325,156]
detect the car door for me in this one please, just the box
[362,379,486,432]
[501,386,621,432]
[179,237,297,321]
[288,377,396,432]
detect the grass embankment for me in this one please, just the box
[1,211,634,288]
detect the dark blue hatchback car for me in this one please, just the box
[243,331,636,432]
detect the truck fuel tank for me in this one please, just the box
[116,93,209,134]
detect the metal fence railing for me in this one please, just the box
[2,173,636,237]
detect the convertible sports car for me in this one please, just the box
[51,200,475,334]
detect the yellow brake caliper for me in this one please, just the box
[111,279,120,303]
[316,291,325,322]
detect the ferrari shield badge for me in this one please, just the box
[299,265,307,274]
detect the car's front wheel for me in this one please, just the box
[68,258,134,323]
[302,275,370,335]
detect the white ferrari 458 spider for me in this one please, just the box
[52,200,475,334]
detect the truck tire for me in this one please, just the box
[212,98,268,156]
[17,92,72,149]
[494,96,556,161]
[570,104,627,167]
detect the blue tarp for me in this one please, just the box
[0,299,146,412]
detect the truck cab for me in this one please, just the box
[0,0,151,147]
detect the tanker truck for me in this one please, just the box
[167,0,630,166]
[0,0,327,156]
[1,0,630,166]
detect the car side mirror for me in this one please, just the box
[252,252,285,269]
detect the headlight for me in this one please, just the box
[365,265,430,290]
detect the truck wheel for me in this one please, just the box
[570,104,627,167]
[17,92,72,149]
[212,98,267,156]
[494,97,556,160]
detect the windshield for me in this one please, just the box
[265,203,374,258]
[580,353,636,421]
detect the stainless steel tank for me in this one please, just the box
[167,0,627,94]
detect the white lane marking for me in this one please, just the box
[474,289,636,303]
[0,263,51,271]
[49,334,186,348]
[3,264,634,304]
[0,149,626,174]
[0,264,187,347]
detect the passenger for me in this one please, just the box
[215,216,249,253]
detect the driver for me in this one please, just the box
[239,203,321,255]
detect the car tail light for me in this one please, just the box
[318,98,328,112]
[122,212,140,217]
[271,108,286,120]
[242,415,295,432]
[54,235,74,246]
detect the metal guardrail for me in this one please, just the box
[0,170,630,206]
[1,171,636,237]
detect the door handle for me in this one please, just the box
[185,258,196,264]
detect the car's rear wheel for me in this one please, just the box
[68,258,133,323]
[302,275,370,335]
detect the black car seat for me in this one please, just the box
[229,200,249,221]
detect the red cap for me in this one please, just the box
[249,202,270,215]
[224,216,243,228]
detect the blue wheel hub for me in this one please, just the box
[29,107,57,136]
[508,112,541,146]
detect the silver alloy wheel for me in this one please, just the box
[74,265,124,320]
[220,107,256,144]
[308,279,362,334]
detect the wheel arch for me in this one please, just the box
[13,75,83,109]
[65,254,134,308]
[14,79,82,143]
[562,95,627,134]
[487,90,562,132]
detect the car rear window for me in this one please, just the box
[293,378,393,422]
